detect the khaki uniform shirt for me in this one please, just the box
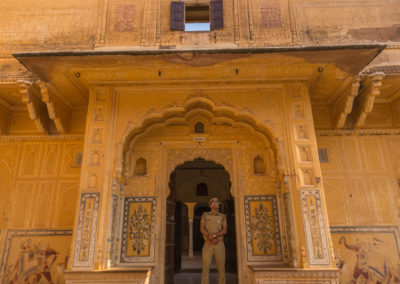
[201,212,227,241]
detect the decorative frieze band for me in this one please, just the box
[316,128,400,136]
[0,135,84,141]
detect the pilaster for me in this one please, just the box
[284,82,337,270]
[68,86,115,274]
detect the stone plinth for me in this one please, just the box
[64,269,152,284]
[251,266,340,284]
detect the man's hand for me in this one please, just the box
[207,233,214,241]
[210,238,218,244]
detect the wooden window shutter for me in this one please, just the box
[210,0,224,30]
[171,1,184,31]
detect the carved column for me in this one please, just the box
[284,82,338,271]
[185,202,197,258]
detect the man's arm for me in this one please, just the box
[215,224,227,238]
[200,219,213,240]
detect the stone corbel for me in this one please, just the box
[353,72,385,128]
[332,76,360,129]
[18,80,49,133]
[39,81,71,134]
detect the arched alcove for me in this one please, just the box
[118,97,282,181]
[115,97,286,284]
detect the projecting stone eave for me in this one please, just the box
[12,44,385,108]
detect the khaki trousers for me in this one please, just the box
[201,241,225,284]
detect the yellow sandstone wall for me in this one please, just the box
[0,0,399,53]
[0,138,83,229]
[317,134,400,282]
[0,138,83,282]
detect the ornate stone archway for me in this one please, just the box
[113,96,284,284]
[166,148,234,196]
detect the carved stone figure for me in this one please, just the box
[299,146,311,162]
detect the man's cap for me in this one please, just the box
[209,197,219,205]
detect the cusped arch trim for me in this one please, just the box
[119,97,280,177]
[167,152,234,196]
[171,158,232,200]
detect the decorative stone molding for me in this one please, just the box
[316,128,400,136]
[0,135,84,141]
[64,270,151,284]
[252,267,340,283]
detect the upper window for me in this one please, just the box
[185,5,210,31]
[171,0,224,31]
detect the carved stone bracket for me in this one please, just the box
[332,76,360,129]
[39,81,71,134]
[353,72,385,128]
[18,80,49,133]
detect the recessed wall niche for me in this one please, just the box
[194,122,205,133]
[254,155,266,175]
[134,157,147,176]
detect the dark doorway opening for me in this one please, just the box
[165,158,237,283]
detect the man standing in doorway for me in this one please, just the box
[200,197,227,284]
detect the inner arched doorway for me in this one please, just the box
[165,158,237,283]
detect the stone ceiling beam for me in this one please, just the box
[353,72,385,128]
[39,81,71,134]
[18,80,50,133]
[332,75,360,129]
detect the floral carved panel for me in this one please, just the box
[244,195,282,262]
[120,196,156,263]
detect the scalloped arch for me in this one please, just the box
[123,97,278,149]
[120,97,280,176]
